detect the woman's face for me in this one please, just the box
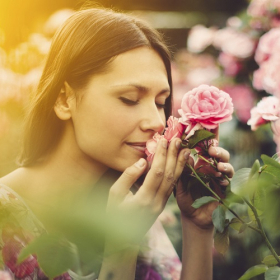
[69,47,170,172]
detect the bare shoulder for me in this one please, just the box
[0,167,36,196]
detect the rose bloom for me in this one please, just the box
[262,54,280,96]
[254,27,280,65]
[178,84,234,130]
[213,28,256,59]
[247,0,269,17]
[253,54,280,96]
[187,25,216,53]
[252,66,266,91]
[164,116,184,142]
[226,16,243,28]
[218,52,242,76]
[247,96,280,130]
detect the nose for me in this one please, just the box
[140,105,165,133]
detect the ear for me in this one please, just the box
[54,82,75,120]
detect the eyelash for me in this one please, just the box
[119,97,166,109]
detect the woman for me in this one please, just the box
[0,7,234,280]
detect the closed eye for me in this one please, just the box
[119,97,139,105]
[156,103,166,109]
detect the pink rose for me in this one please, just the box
[145,133,164,162]
[255,28,280,65]
[218,52,242,76]
[213,28,256,59]
[187,25,216,53]
[262,55,280,96]
[164,116,184,142]
[247,96,280,130]
[178,85,234,130]
[247,0,268,18]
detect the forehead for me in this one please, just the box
[86,46,170,90]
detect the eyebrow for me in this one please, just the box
[111,83,170,96]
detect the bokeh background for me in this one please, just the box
[0,0,278,279]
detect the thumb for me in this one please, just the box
[109,158,147,201]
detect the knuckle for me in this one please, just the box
[169,144,178,157]
[154,168,164,178]
[139,199,151,208]
[165,171,174,182]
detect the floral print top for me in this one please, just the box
[0,184,181,280]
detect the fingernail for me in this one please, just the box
[135,158,146,168]
[176,140,181,149]
[162,138,168,148]
[184,151,190,160]
[216,172,222,177]
[223,163,227,171]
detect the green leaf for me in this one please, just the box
[18,234,78,278]
[231,168,251,195]
[263,188,280,233]
[249,159,261,179]
[251,183,266,211]
[187,129,215,149]
[262,255,280,267]
[261,154,280,169]
[229,218,243,232]
[224,188,244,204]
[238,264,268,280]
[212,205,226,233]
[192,196,218,209]
[239,223,248,234]
[214,226,229,255]
[272,153,280,162]
[263,166,280,180]
[265,267,280,280]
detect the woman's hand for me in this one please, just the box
[176,145,234,230]
[106,137,190,245]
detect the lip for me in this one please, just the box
[126,142,147,154]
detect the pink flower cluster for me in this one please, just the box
[253,28,280,97]
[247,96,280,130]
[247,0,280,29]
[145,85,234,161]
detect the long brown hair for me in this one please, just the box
[19,8,173,166]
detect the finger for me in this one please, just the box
[155,138,183,199]
[137,138,168,198]
[109,158,147,202]
[217,162,234,178]
[208,146,230,162]
[174,148,192,179]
